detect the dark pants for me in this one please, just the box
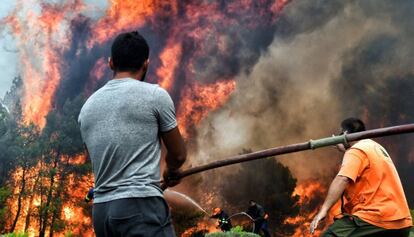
[93,197,176,237]
[219,222,232,232]
[253,220,271,237]
[322,215,411,237]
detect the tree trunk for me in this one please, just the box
[10,167,26,233]
[24,173,40,232]
[49,165,67,237]
[39,154,59,237]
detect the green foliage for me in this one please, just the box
[0,103,8,137]
[1,232,29,237]
[205,229,260,237]
[411,210,414,224]
[230,226,244,233]
[52,218,66,233]
[0,187,11,231]
[0,187,11,203]
[41,96,85,158]
[204,226,260,236]
[410,210,414,235]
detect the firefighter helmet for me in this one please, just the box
[213,207,221,215]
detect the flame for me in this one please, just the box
[177,80,236,138]
[157,41,182,91]
[4,1,84,128]
[62,173,94,236]
[66,154,88,165]
[284,180,339,237]
[181,220,219,237]
[87,0,166,48]
[293,181,325,205]
[87,57,108,94]
[63,206,75,220]
[3,0,289,130]
[272,0,291,13]
[7,160,94,237]
[7,164,42,236]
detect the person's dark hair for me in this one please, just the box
[111,31,149,72]
[341,117,366,134]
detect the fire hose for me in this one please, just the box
[226,212,256,232]
[162,123,414,189]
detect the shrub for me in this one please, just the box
[205,226,260,237]
[205,232,260,237]
[410,210,414,237]
[1,232,28,237]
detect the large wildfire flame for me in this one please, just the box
[285,181,336,237]
[2,0,290,132]
[3,1,85,128]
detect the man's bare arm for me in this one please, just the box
[310,175,350,234]
[320,175,350,214]
[161,127,187,170]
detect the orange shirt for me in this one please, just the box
[337,139,412,229]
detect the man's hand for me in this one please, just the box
[309,175,349,234]
[162,168,182,189]
[310,209,327,234]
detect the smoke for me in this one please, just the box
[192,0,414,205]
[333,0,414,205]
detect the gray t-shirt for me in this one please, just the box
[78,78,177,203]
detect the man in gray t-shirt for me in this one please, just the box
[78,31,186,237]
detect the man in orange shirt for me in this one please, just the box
[310,118,412,237]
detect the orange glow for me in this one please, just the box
[177,80,236,138]
[87,0,170,47]
[271,0,291,13]
[90,57,107,81]
[157,41,182,91]
[7,160,94,236]
[292,180,325,205]
[7,164,42,235]
[63,206,75,220]
[284,180,338,237]
[181,219,219,237]
[87,57,108,94]
[66,154,88,165]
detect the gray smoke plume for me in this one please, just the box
[190,0,414,207]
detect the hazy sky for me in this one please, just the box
[0,1,18,98]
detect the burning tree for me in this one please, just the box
[0,79,91,236]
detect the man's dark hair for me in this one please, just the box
[111,31,149,72]
[341,117,366,134]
